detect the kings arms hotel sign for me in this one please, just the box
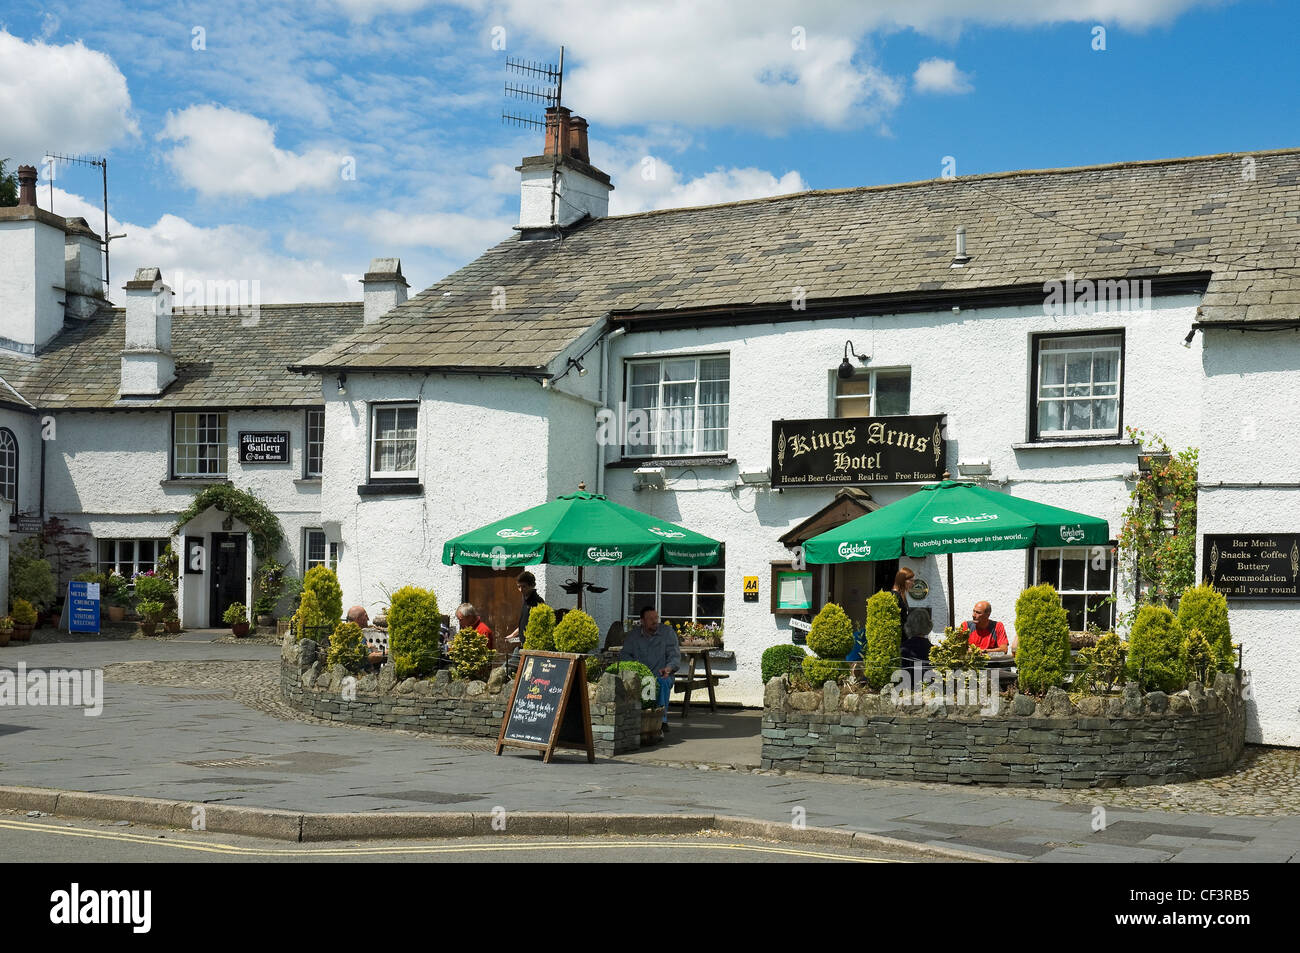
[772,415,947,488]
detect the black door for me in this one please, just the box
[208,533,247,627]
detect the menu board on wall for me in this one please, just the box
[1203,533,1300,599]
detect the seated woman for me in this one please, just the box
[900,608,933,665]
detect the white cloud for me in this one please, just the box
[344,209,513,258]
[159,105,345,199]
[608,155,808,215]
[913,58,973,94]
[0,31,137,163]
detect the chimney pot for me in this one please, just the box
[568,116,590,163]
[544,106,573,157]
[16,165,38,208]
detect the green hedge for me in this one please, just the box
[523,604,556,651]
[388,585,442,678]
[802,656,850,686]
[863,590,901,690]
[1014,584,1070,694]
[1126,605,1187,693]
[761,644,808,683]
[1176,582,1233,674]
[554,608,600,654]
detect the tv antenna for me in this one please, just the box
[501,46,564,129]
[43,152,122,289]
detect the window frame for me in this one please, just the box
[1030,330,1125,442]
[368,402,419,481]
[304,408,325,478]
[1029,543,1118,632]
[171,411,229,479]
[624,563,726,629]
[0,427,16,521]
[622,353,730,459]
[97,538,170,580]
[832,367,912,418]
[303,528,339,575]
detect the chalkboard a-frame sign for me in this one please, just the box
[496,651,595,763]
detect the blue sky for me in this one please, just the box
[0,0,1294,302]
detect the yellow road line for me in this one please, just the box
[0,818,885,861]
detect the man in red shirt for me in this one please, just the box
[960,601,1010,656]
[455,602,494,651]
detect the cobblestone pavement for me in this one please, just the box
[100,657,1300,818]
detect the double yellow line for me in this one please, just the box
[0,818,887,861]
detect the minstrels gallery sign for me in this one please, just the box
[239,431,290,464]
[1203,533,1300,599]
[772,415,946,488]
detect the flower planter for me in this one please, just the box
[107,606,126,622]
[165,619,182,634]
[256,614,274,627]
[640,706,665,745]
[10,623,33,643]
[232,622,251,637]
[0,629,10,647]
[140,622,157,637]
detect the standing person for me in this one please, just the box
[620,606,680,734]
[505,572,545,676]
[891,567,915,627]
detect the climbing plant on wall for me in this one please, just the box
[170,485,285,562]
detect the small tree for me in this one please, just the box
[862,591,901,690]
[554,608,599,654]
[328,621,367,673]
[802,602,854,687]
[449,628,493,680]
[1014,584,1070,694]
[1126,604,1187,693]
[292,590,325,641]
[387,585,441,678]
[523,603,557,651]
[302,565,343,629]
[1176,582,1234,674]
[1180,627,1216,686]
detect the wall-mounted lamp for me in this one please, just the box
[336,373,347,396]
[1182,327,1197,349]
[541,377,552,389]
[634,466,666,490]
[957,459,992,478]
[567,356,588,377]
[737,468,771,485]
[838,341,869,380]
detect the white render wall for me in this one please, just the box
[0,218,65,351]
[1198,330,1300,746]
[0,407,42,521]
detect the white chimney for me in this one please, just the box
[0,164,67,353]
[517,107,613,235]
[120,267,176,397]
[361,258,408,324]
[63,217,105,320]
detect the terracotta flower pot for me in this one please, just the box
[640,706,665,745]
[140,622,157,637]
[165,619,181,633]
[10,623,33,643]
[0,629,10,647]
[107,605,126,622]
[232,622,251,637]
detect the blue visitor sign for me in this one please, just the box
[67,580,101,634]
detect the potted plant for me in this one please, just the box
[132,571,175,622]
[137,599,166,637]
[223,602,250,637]
[10,598,38,642]
[0,616,12,648]
[104,571,129,622]
[164,612,182,634]
[253,559,289,627]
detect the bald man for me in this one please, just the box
[959,601,1010,656]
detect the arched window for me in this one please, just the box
[0,428,16,517]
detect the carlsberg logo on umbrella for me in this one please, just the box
[648,527,686,538]
[587,547,624,562]
[497,526,540,538]
[1059,524,1086,543]
[932,513,998,525]
[837,542,872,559]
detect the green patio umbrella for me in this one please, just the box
[801,479,1109,626]
[441,490,723,608]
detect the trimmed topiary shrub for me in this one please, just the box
[807,603,853,659]
[1126,604,1187,693]
[863,590,902,690]
[606,660,658,709]
[761,644,808,683]
[1180,627,1216,686]
[10,598,37,626]
[449,627,493,680]
[802,656,850,686]
[1014,583,1070,694]
[292,590,325,640]
[302,565,343,629]
[1176,582,1233,674]
[928,626,989,674]
[554,608,600,654]
[328,620,367,673]
[387,585,442,678]
[523,603,557,651]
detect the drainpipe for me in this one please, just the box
[596,326,626,497]
[39,432,46,522]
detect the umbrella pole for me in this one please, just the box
[577,565,584,611]
[947,552,955,630]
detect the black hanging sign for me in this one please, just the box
[496,651,594,763]
[1203,533,1300,599]
[239,431,290,463]
[772,415,946,488]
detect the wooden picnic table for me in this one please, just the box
[673,643,728,717]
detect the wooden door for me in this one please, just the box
[462,568,517,653]
[208,532,246,627]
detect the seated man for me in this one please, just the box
[619,606,680,734]
[959,601,1011,656]
[455,602,493,644]
[346,605,386,669]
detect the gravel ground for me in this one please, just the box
[101,657,1300,817]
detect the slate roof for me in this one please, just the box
[0,303,361,410]
[293,148,1300,373]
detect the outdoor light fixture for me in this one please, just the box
[957,459,992,478]
[634,466,666,490]
[838,341,869,380]
[1182,327,1197,348]
[568,357,588,377]
[336,373,347,395]
[541,377,552,389]
[737,468,771,485]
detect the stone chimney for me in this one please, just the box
[517,106,613,235]
[361,258,408,324]
[16,165,37,208]
[119,267,176,397]
[63,217,104,319]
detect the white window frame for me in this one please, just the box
[1032,545,1116,632]
[0,427,16,519]
[833,367,912,417]
[172,412,228,478]
[98,538,170,579]
[623,354,730,458]
[624,563,725,628]
[1033,333,1123,440]
[303,528,339,575]
[305,408,325,478]
[369,403,419,479]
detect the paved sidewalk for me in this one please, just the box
[2,639,1299,862]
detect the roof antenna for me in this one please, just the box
[43,152,120,290]
[501,46,564,130]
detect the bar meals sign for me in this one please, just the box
[1203,533,1300,599]
[772,415,946,488]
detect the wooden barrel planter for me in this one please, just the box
[10,623,33,643]
[640,706,664,745]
